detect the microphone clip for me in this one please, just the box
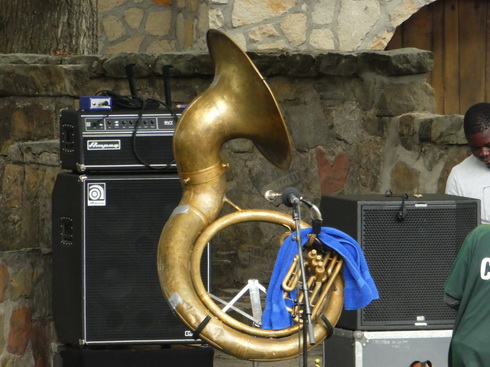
[281,187,302,208]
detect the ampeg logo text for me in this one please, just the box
[87,183,106,206]
[87,140,121,150]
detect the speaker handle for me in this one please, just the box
[384,191,409,221]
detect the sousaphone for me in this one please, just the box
[157,29,344,361]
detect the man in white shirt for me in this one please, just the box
[446,102,490,224]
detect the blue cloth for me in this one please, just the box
[261,227,379,330]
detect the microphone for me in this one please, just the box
[264,190,281,202]
[281,187,301,207]
[264,188,301,206]
[264,187,323,234]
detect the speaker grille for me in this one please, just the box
[362,205,474,325]
[320,194,479,330]
[84,177,202,342]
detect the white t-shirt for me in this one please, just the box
[446,154,490,224]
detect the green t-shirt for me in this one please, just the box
[445,224,490,367]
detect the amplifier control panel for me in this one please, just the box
[83,114,177,131]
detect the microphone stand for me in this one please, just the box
[290,199,316,366]
[264,189,319,366]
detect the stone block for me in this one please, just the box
[106,34,146,54]
[248,24,280,43]
[354,139,384,193]
[124,7,145,30]
[0,98,60,155]
[63,55,105,77]
[155,52,213,77]
[283,100,335,151]
[0,159,59,252]
[376,79,435,117]
[280,13,307,47]
[398,113,465,151]
[317,53,358,76]
[102,53,157,78]
[316,147,351,196]
[359,48,434,76]
[398,113,427,151]
[285,53,318,77]
[7,141,59,167]
[426,114,465,145]
[330,101,365,144]
[7,306,32,356]
[232,0,295,27]
[309,29,335,50]
[31,321,47,367]
[248,52,287,77]
[0,65,89,97]
[0,307,5,356]
[0,263,8,302]
[0,54,54,65]
[390,160,421,193]
[337,0,380,51]
[9,264,33,302]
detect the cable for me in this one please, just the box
[131,99,179,171]
[385,190,409,221]
[95,90,160,110]
[94,90,181,170]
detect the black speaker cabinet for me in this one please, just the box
[55,346,214,367]
[52,172,210,345]
[320,193,480,331]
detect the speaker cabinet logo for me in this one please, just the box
[87,183,106,206]
[87,140,121,150]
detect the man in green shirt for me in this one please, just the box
[445,225,490,366]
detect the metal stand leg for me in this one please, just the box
[210,279,267,326]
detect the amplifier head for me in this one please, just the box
[59,109,182,172]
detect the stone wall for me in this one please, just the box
[98,0,437,54]
[0,48,468,365]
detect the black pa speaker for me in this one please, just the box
[55,346,214,367]
[52,172,210,345]
[320,193,480,330]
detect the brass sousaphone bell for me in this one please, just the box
[157,29,344,361]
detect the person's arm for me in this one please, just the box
[444,228,477,311]
[444,292,460,310]
[445,168,461,196]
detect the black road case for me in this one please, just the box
[324,328,452,367]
